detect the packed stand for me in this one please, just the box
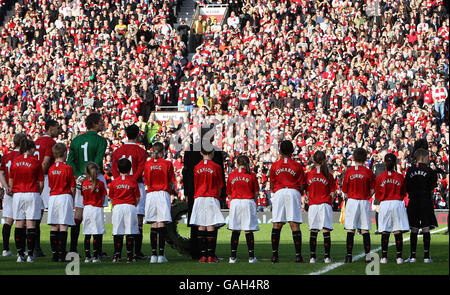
[0,0,449,211]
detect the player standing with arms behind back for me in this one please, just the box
[144,142,176,263]
[305,150,336,264]
[269,140,305,263]
[67,112,108,254]
[341,148,376,263]
[109,158,140,263]
[189,146,225,263]
[9,138,44,262]
[226,154,260,263]
[47,143,76,262]
[111,124,148,260]
[375,153,409,264]
[0,133,26,257]
[33,119,60,257]
[405,148,438,263]
[81,162,107,263]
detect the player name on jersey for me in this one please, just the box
[115,184,131,190]
[15,161,32,168]
[307,177,329,186]
[349,174,365,180]
[82,184,100,192]
[197,167,214,175]
[409,170,428,178]
[274,167,297,176]
[379,178,401,187]
[230,176,250,184]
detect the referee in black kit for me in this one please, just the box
[182,124,227,260]
[405,147,439,263]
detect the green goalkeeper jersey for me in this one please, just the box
[67,130,108,177]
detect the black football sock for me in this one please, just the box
[135,225,143,255]
[309,231,318,259]
[394,233,403,259]
[93,235,102,258]
[70,219,81,252]
[410,232,418,258]
[50,231,58,259]
[98,235,104,256]
[14,227,26,256]
[26,228,36,257]
[59,231,68,259]
[423,232,431,259]
[150,228,158,256]
[2,223,11,251]
[375,212,379,231]
[323,231,331,259]
[84,235,91,258]
[206,230,216,258]
[271,228,281,258]
[245,232,255,259]
[35,220,41,250]
[292,230,302,258]
[158,227,167,256]
[381,233,390,258]
[212,229,218,255]
[346,232,355,257]
[230,230,240,258]
[126,235,134,259]
[198,229,207,258]
[113,235,123,257]
[362,232,371,254]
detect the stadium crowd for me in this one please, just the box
[0,0,449,212]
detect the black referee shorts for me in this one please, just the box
[407,198,438,229]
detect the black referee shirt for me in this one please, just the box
[405,163,438,200]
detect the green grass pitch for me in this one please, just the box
[0,223,448,275]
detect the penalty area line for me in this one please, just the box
[307,227,448,275]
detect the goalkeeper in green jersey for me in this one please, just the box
[67,112,108,253]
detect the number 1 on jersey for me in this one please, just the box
[81,142,89,162]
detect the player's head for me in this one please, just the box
[279,140,294,157]
[19,137,35,155]
[352,147,367,164]
[313,150,329,177]
[125,124,140,140]
[13,133,27,149]
[85,162,100,192]
[85,112,104,132]
[118,158,132,175]
[52,143,68,160]
[236,154,251,174]
[384,153,397,171]
[45,119,60,137]
[413,148,429,164]
[152,141,165,158]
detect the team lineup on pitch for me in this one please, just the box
[0,113,448,275]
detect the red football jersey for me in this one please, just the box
[81,178,107,207]
[305,167,336,206]
[194,159,223,200]
[226,168,260,200]
[10,153,44,193]
[48,161,76,196]
[111,142,147,183]
[34,135,56,171]
[109,175,140,206]
[269,157,305,193]
[375,170,407,202]
[0,149,20,182]
[143,157,176,193]
[342,165,376,200]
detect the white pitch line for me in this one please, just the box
[308,227,448,275]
